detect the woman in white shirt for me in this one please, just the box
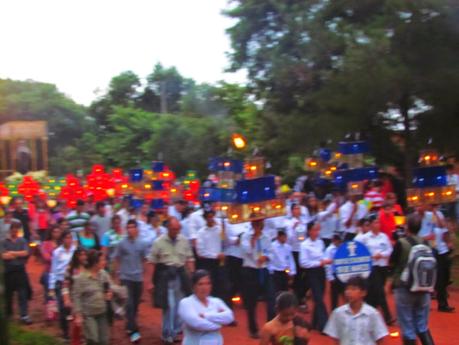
[300,222,331,332]
[178,270,234,345]
[299,222,331,332]
[360,214,394,325]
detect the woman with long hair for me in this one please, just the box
[178,270,234,345]
[360,214,394,325]
[77,222,101,251]
[63,248,88,345]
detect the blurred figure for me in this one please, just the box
[149,217,194,345]
[90,202,111,241]
[66,200,90,236]
[240,219,275,339]
[1,222,32,324]
[260,292,310,345]
[72,250,112,345]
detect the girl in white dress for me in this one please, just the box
[178,270,234,345]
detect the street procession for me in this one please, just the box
[1,1,459,345]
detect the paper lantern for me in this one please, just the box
[129,169,144,182]
[412,166,447,188]
[244,157,265,179]
[348,181,365,195]
[199,188,236,203]
[419,150,439,166]
[152,161,165,172]
[319,148,332,162]
[234,176,276,204]
[338,141,369,155]
[227,199,286,224]
[208,157,244,174]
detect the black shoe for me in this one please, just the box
[228,321,238,327]
[438,306,455,313]
[250,332,260,339]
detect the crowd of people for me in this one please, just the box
[0,170,458,345]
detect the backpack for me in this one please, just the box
[400,236,437,293]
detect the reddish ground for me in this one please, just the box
[19,258,459,345]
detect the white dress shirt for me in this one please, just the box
[269,240,297,275]
[49,245,76,289]
[178,294,234,345]
[286,217,307,252]
[360,231,392,267]
[299,237,325,269]
[224,221,248,259]
[196,225,223,259]
[263,216,288,240]
[434,227,449,255]
[188,209,205,241]
[324,303,388,345]
[318,202,338,240]
[339,201,364,234]
[168,205,183,221]
[241,228,272,269]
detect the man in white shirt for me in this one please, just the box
[167,200,187,221]
[196,210,228,302]
[240,219,275,339]
[224,221,248,310]
[324,276,388,345]
[269,230,296,296]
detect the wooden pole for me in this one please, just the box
[30,139,37,171]
[10,139,16,172]
[42,137,49,172]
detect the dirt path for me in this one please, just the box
[20,259,459,345]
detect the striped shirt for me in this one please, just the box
[66,210,90,234]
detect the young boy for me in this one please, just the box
[324,276,388,345]
[269,230,297,296]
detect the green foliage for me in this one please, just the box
[0,79,92,158]
[225,0,459,171]
[10,323,63,345]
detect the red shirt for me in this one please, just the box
[379,205,403,238]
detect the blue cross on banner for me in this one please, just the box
[332,241,372,283]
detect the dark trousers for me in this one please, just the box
[226,256,243,307]
[272,271,289,296]
[330,279,345,311]
[366,266,392,322]
[197,258,229,303]
[55,281,70,338]
[292,252,306,304]
[304,267,328,331]
[5,270,28,318]
[122,280,143,332]
[241,267,275,334]
[436,252,452,309]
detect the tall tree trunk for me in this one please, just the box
[400,93,412,187]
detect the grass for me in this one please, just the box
[9,323,63,345]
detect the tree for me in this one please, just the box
[0,79,92,160]
[225,0,459,173]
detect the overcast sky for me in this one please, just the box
[0,0,246,105]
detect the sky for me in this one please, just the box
[0,0,246,105]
